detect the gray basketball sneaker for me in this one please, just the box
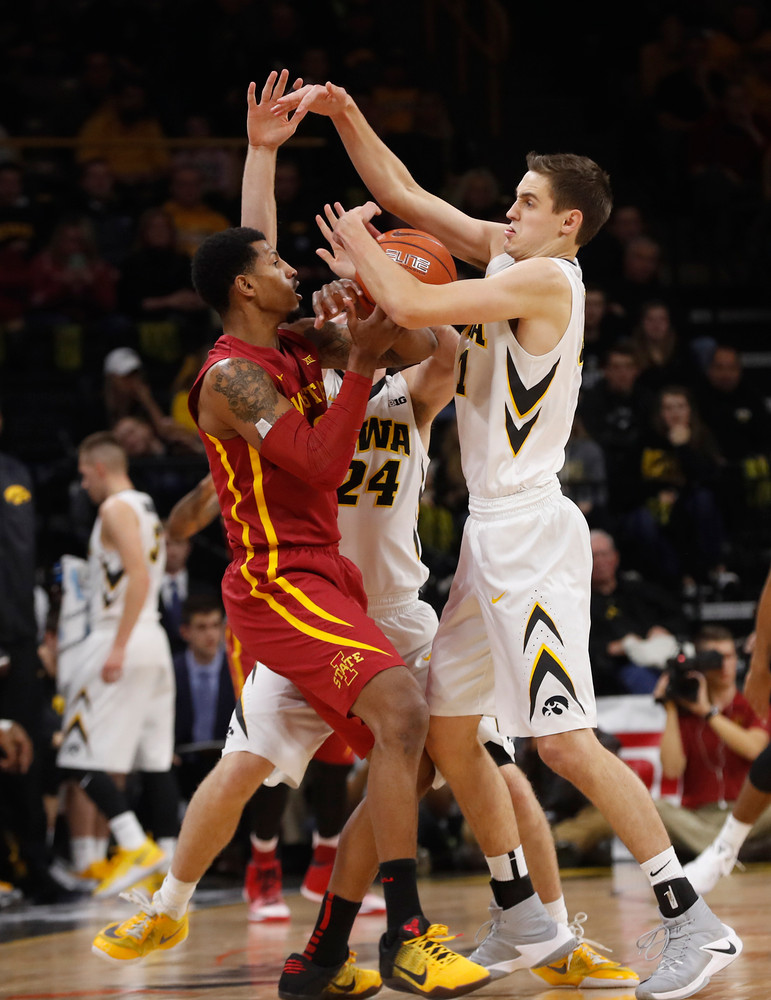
[635,897,742,999]
[468,894,577,980]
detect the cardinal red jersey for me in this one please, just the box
[189,330,339,559]
[188,329,404,733]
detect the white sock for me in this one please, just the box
[716,814,751,856]
[543,895,569,926]
[155,871,197,920]
[251,834,279,854]
[108,811,146,850]
[313,831,340,849]
[485,846,527,882]
[157,837,177,871]
[641,846,684,886]
[71,836,96,873]
[94,837,109,861]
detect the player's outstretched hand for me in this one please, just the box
[247,69,304,150]
[345,300,403,364]
[315,207,357,279]
[272,80,349,125]
[312,277,363,327]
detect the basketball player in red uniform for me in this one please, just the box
[92,70,489,1000]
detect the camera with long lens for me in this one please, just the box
[661,648,723,702]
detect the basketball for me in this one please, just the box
[356,229,457,311]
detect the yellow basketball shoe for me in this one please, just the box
[92,888,188,964]
[93,837,166,897]
[380,919,491,997]
[279,950,382,1000]
[531,912,639,989]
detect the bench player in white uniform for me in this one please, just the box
[57,432,178,896]
[279,79,743,1000]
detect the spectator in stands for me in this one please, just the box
[628,385,725,590]
[161,166,232,259]
[172,594,234,802]
[631,299,696,394]
[76,77,171,189]
[160,528,193,655]
[579,340,651,517]
[117,208,209,381]
[694,343,771,538]
[27,216,120,379]
[589,529,686,696]
[558,415,608,526]
[171,113,239,210]
[579,284,625,391]
[66,160,135,266]
[608,234,671,324]
[652,624,770,858]
[103,348,204,456]
[0,404,64,902]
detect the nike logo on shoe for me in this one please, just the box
[704,942,737,955]
[393,963,428,985]
[160,928,184,945]
[545,961,568,974]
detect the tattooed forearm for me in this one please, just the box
[316,322,352,368]
[208,358,283,423]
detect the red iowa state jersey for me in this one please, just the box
[188,330,340,570]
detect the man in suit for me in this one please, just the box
[173,593,234,800]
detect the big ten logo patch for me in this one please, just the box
[331,650,363,688]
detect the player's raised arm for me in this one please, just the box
[241,70,303,242]
[275,81,504,269]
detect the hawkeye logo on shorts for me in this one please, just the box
[332,651,362,688]
[524,602,586,722]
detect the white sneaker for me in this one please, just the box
[683,840,739,896]
[468,894,577,979]
[636,897,741,999]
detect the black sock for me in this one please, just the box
[303,891,361,968]
[490,849,536,909]
[654,877,699,918]
[379,858,426,939]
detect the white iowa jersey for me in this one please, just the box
[455,253,585,497]
[87,489,165,629]
[324,370,429,599]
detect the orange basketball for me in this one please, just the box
[356,229,456,310]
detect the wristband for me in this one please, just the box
[705,705,720,720]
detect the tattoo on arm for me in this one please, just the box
[315,323,351,368]
[209,358,283,423]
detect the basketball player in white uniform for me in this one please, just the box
[57,432,178,896]
[279,79,743,1000]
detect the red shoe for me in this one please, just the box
[300,844,336,902]
[244,849,290,923]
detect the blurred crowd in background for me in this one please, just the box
[2,0,771,898]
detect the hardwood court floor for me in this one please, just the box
[1,863,768,1000]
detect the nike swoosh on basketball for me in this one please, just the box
[491,592,506,604]
[393,963,428,985]
[650,861,671,877]
[705,942,737,955]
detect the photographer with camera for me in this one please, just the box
[652,624,770,858]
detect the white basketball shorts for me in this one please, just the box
[57,622,175,773]
[427,479,597,738]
